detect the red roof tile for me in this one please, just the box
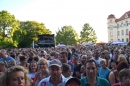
[115,10,130,22]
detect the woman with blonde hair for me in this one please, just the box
[0,66,30,86]
[8,60,17,68]
[98,59,110,80]
[117,54,128,63]
[33,58,49,86]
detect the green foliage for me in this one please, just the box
[17,21,52,48]
[79,23,97,43]
[0,10,20,48]
[0,38,16,48]
[55,26,78,45]
[0,10,98,48]
[0,10,52,48]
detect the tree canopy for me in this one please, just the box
[55,26,78,46]
[17,21,52,48]
[79,23,97,43]
[0,10,99,48]
[0,10,52,48]
[0,10,20,48]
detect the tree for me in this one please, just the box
[18,21,51,48]
[0,10,20,48]
[55,26,78,45]
[80,23,97,43]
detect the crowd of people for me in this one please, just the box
[0,44,130,86]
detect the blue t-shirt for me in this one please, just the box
[0,56,15,63]
[98,67,110,79]
[68,61,74,72]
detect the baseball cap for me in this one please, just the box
[65,77,81,86]
[49,59,62,68]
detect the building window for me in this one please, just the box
[126,21,128,26]
[117,31,120,36]
[122,39,124,42]
[117,24,119,29]
[121,23,123,27]
[110,32,113,36]
[110,20,112,22]
[110,25,113,29]
[122,30,124,35]
[126,38,129,42]
[126,29,128,35]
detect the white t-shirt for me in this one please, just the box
[91,57,103,67]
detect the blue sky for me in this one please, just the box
[0,0,130,42]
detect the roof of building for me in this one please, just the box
[108,10,130,22]
[115,10,130,22]
[107,14,115,19]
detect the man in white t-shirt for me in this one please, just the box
[91,49,102,68]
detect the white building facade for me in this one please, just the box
[107,11,130,43]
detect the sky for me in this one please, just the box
[0,0,130,42]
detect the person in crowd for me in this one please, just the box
[117,54,127,63]
[28,61,38,81]
[72,53,79,77]
[38,59,68,86]
[40,50,48,59]
[110,61,117,71]
[75,55,87,79]
[0,66,30,86]
[112,69,130,86]
[127,55,130,67]
[81,51,87,55]
[59,51,74,75]
[109,61,129,86]
[0,50,15,63]
[80,59,110,86]
[108,49,120,69]
[19,55,30,69]
[8,60,17,68]
[86,50,93,60]
[71,47,76,55]
[62,63,72,79]
[80,65,86,79]
[66,48,72,60]
[104,50,110,67]
[98,59,110,80]
[65,77,81,86]
[91,49,103,68]
[100,52,106,59]
[47,54,53,61]
[29,56,39,62]
[33,58,49,86]
[0,62,7,75]
[54,52,59,59]
[110,49,114,59]
[9,52,16,59]
[28,51,36,63]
